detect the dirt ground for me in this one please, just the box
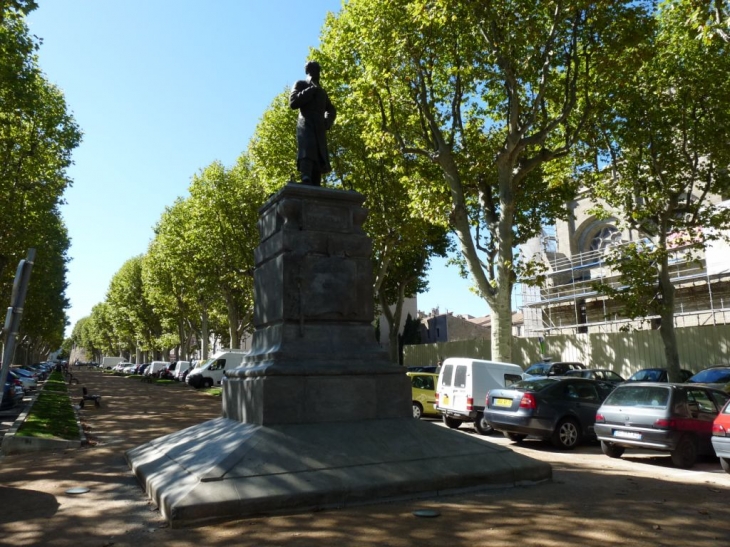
[1,369,730,547]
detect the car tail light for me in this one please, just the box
[713,423,727,437]
[14,379,22,386]
[519,393,536,410]
[466,397,474,411]
[435,392,439,406]
[595,413,605,423]
[485,390,490,408]
[654,418,677,429]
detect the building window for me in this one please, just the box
[590,226,622,252]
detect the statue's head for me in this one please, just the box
[305,61,321,80]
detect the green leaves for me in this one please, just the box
[0,7,80,355]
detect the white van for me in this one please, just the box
[144,361,169,377]
[436,357,524,435]
[101,356,124,370]
[174,360,192,381]
[186,350,247,389]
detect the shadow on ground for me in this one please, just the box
[0,369,729,546]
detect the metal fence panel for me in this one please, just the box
[403,324,730,375]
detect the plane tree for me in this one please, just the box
[185,158,268,350]
[106,256,163,361]
[0,3,79,353]
[316,0,651,362]
[143,198,200,359]
[587,0,730,381]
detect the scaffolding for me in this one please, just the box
[519,238,730,336]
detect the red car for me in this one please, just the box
[711,399,730,473]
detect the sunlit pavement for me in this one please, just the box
[432,418,730,487]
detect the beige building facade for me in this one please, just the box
[520,192,730,336]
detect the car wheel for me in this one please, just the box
[412,402,423,419]
[671,435,698,469]
[601,440,625,459]
[551,418,581,449]
[720,457,730,474]
[203,378,214,389]
[474,412,494,435]
[443,416,461,429]
[505,432,527,443]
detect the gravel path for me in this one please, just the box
[1,369,729,546]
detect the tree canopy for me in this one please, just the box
[0,4,80,360]
[587,0,730,380]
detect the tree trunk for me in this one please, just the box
[379,283,407,365]
[490,289,513,363]
[225,293,240,349]
[201,306,209,359]
[657,251,681,381]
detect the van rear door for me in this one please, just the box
[438,364,455,411]
[439,363,469,413]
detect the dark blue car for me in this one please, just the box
[484,377,616,449]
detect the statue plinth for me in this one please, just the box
[222,183,411,425]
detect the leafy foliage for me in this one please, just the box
[587,0,730,379]
[315,0,651,360]
[0,6,80,358]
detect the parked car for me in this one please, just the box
[22,364,47,381]
[8,369,36,393]
[174,361,192,381]
[1,377,23,410]
[595,382,730,468]
[145,361,169,377]
[187,351,247,388]
[407,372,439,419]
[484,377,615,449]
[711,399,730,473]
[523,360,585,379]
[436,357,524,435]
[13,367,40,382]
[113,362,132,373]
[564,369,625,384]
[407,366,441,374]
[626,368,693,383]
[686,366,730,390]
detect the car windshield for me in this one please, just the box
[628,369,662,382]
[524,363,550,376]
[195,358,214,369]
[603,385,670,408]
[512,378,557,391]
[688,368,730,384]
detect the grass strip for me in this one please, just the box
[16,371,79,440]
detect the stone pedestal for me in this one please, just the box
[222,184,411,425]
[126,183,552,527]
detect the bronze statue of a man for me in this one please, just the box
[289,61,336,186]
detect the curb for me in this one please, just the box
[1,385,87,456]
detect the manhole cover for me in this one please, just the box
[65,487,90,495]
[412,509,440,518]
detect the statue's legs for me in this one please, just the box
[299,158,322,186]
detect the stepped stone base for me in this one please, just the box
[125,416,552,527]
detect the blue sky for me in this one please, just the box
[27,0,489,336]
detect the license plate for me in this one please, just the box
[494,398,512,408]
[442,395,449,406]
[613,430,642,440]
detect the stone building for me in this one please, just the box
[520,191,730,336]
[418,308,523,343]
